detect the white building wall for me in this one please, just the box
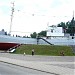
[47,26,64,37]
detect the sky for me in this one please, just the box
[0,0,75,36]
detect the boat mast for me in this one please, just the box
[9,2,15,35]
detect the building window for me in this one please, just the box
[51,29,53,33]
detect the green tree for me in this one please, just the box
[67,17,75,35]
[38,31,46,37]
[57,18,75,34]
[30,32,37,38]
[65,21,70,33]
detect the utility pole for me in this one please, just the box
[9,2,15,35]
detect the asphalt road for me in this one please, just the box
[0,53,74,62]
[0,53,75,69]
[0,62,52,75]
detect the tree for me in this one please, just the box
[57,18,75,34]
[68,17,75,36]
[30,32,37,38]
[57,22,66,28]
[57,22,66,33]
[38,31,46,37]
[65,21,70,33]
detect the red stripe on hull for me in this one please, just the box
[0,43,19,50]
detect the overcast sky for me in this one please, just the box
[0,0,75,36]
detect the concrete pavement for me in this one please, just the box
[0,54,75,75]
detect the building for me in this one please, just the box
[46,25,75,39]
[46,25,64,39]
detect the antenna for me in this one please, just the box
[9,2,15,35]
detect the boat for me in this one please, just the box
[0,34,37,51]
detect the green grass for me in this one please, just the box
[14,44,75,56]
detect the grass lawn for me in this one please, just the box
[14,44,75,56]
